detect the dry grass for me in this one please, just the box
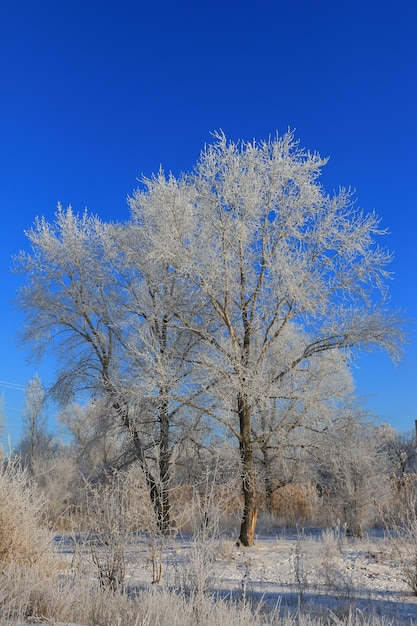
[0,460,53,569]
[0,463,414,625]
[0,569,401,626]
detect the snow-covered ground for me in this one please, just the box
[53,528,417,624]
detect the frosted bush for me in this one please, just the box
[0,459,53,568]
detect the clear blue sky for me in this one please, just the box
[1,0,416,448]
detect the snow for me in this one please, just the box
[22,529,417,624]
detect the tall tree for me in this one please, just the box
[103,217,206,532]
[13,207,170,528]
[14,205,203,532]
[129,131,404,545]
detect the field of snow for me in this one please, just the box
[51,528,417,624]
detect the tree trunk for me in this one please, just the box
[262,444,274,515]
[129,421,166,532]
[114,395,168,534]
[157,317,171,534]
[238,392,258,546]
[239,458,258,546]
[159,395,171,534]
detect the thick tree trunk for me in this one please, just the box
[239,458,258,546]
[238,392,258,546]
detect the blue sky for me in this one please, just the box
[1,0,416,448]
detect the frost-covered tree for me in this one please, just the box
[100,218,207,532]
[13,208,172,527]
[14,207,120,399]
[316,412,391,536]
[19,374,50,470]
[14,132,405,545]
[255,346,355,514]
[378,424,417,479]
[58,400,125,476]
[128,131,404,545]
[13,206,203,532]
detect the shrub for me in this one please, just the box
[31,448,81,531]
[0,459,53,569]
[385,489,417,595]
[271,482,320,527]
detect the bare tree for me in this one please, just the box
[58,400,125,476]
[102,218,206,532]
[379,424,417,479]
[128,131,404,545]
[256,348,354,514]
[13,207,172,529]
[14,132,405,545]
[316,412,391,536]
[19,374,50,471]
[14,206,203,533]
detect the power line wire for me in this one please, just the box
[0,380,26,391]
